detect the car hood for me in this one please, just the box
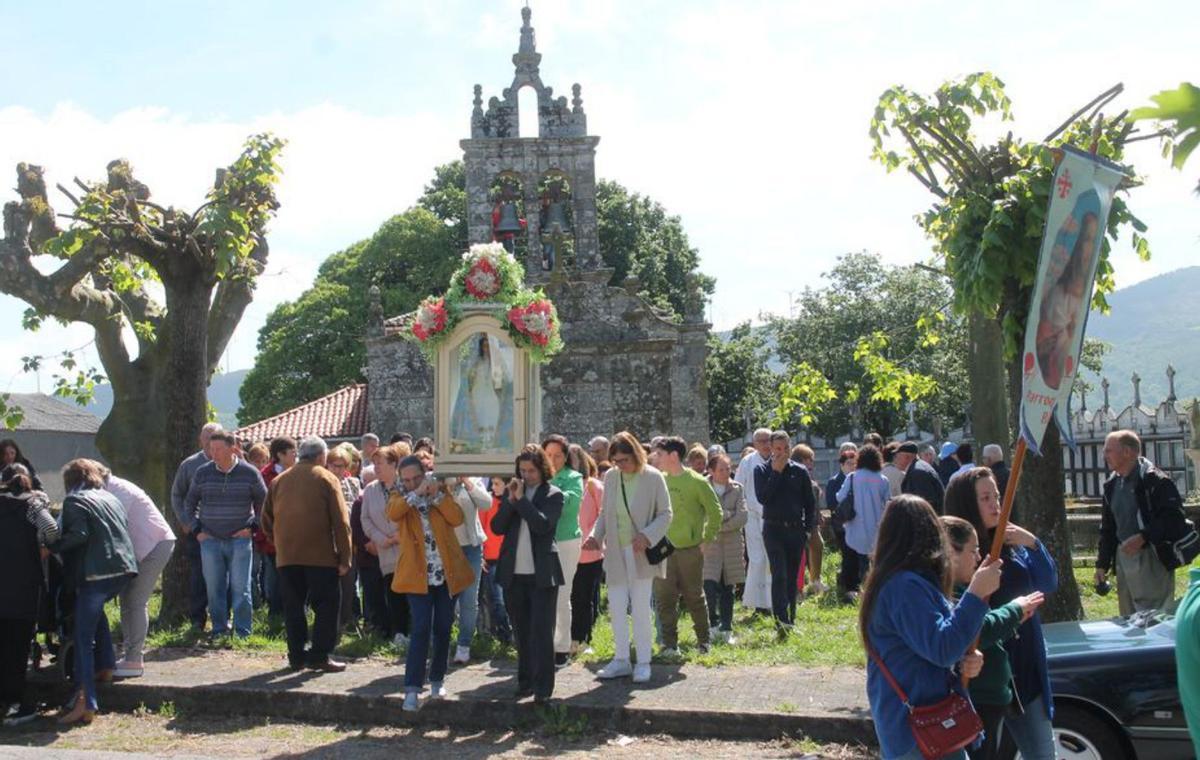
[1043,617,1175,658]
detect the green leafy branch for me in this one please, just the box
[1130,82,1200,191]
[771,361,837,429]
[853,332,938,406]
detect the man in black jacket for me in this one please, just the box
[896,442,945,514]
[755,431,815,634]
[1096,430,1184,615]
[492,444,564,703]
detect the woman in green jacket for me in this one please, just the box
[942,516,1044,760]
[48,459,138,725]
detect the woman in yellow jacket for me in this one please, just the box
[388,455,474,712]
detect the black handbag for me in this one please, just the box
[620,473,674,565]
[835,473,856,523]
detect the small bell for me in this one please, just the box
[543,200,570,233]
[495,202,523,234]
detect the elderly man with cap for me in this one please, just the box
[935,441,960,486]
[895,441,945,514]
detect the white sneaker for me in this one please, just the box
[632,663,652,683]
[582,646,595,656]
[112,660,144,678]
[725,633,738,646]
[595,659,633,680]
[393,633,409,649]
[428,682,447,699]
[402,691,420,712]
[811,580,830,595]
[453,645,471,665]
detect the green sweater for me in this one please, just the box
[663,469,722,549]
[551,466,583,542]
[954,583,1024,706]
[1177,567,1200,753]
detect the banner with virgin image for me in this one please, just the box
[1019,145,1126,455]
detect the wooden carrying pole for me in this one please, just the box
[962,436,1028,685]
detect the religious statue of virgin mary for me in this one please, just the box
[449,333,514,453]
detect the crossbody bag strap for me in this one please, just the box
[866,640,913,711]
[619,474,639,528]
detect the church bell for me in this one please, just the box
[494,202,523,234]
[543,200,570,233]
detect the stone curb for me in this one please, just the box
[29,677,875,745]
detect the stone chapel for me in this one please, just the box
[366,6,710,444]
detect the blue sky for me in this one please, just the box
[2,0,1197,394]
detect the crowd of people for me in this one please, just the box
[0,425,1196,757]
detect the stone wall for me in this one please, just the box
[366,268,711,445]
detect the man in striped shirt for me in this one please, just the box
[183,433,267,639]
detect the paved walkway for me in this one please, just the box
[30,649,872,743]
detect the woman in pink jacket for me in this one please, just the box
[568,445,604,653]
[102,463,176,678]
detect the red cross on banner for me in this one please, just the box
[1056,170,1073,199]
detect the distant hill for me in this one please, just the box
[1083,266,1200,410]
[86,369,248,430]
[715,266,1200,411]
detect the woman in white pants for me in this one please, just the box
[582,432,672,684]
[102,465,176,678]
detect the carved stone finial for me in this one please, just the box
[473,84,483,109]
[1101,377,1111,410]
[519,5,536,55]
[572,83,584,113]
[1166,364,1177,403]
[1132,372,1142,408]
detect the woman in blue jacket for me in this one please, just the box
[946,468,1058,760]
[860,494,1003,759]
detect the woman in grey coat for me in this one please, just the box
[702,453,747,644]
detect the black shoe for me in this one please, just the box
[554,652,570,668]
[534,694,554,705]
[286,660,305,672]
[3,703,39,727]
[515,685,534,700]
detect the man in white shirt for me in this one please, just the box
[734,428,772,612]
[360,434,380,485]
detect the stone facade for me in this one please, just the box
[366,6,710,446]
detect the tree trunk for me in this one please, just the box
[1006,349,1084,622]
[154,277,215,624]
[968,312,1011,449]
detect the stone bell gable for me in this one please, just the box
[366,5,710,446]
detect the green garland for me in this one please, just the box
[408,242,563,364]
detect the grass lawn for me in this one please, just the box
[109,551,1194,669]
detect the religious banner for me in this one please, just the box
[1019,145,1127,455]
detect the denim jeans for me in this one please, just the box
[703,579,735,632]
[262,552,282,616]
[478,559,511,644]
[199,536,254,637]
[894,747,966,760]
[181,532,209,629]
[405,583,455,691]
[74,575,129,710]
[1003,695,1055,760]
[456,544,483,648]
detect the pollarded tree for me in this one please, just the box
[871,74,1155,620]
[0,134,284,623]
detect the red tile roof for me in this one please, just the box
[234,384,369,442]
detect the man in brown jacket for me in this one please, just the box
[262,436,352,672]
